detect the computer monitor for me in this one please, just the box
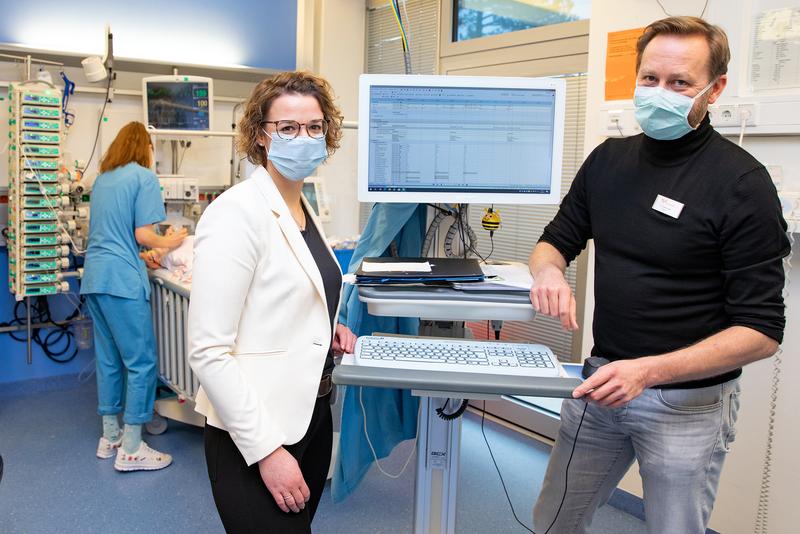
[358,74,565,204]
[142,75,213,131]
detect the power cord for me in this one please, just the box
[481,400,588,534]
[656,0,709,18]
[0,295,82,363]
[456,205,491,262]
[80,75,113,175]
[738,109,750,147]
[178,140,192,172]
[359,386,418,479]
[754,227,793,533]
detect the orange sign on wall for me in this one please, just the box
[605,27,645,101]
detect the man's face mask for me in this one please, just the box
[633,81,714,141]
[263,129,328,182]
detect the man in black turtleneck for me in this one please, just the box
[530,17,789,534]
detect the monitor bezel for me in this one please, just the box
[357,73,565,205]
[142,75,214,132]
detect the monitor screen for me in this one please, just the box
[143,77,212,131]
[358,74,565,204]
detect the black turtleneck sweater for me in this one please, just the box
[541,115,790,388]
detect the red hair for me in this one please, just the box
[99,121,152,173]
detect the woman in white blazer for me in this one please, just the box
[188,71,357,533]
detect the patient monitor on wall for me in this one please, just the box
[142,75,213,132]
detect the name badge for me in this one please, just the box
[652,194,684,219]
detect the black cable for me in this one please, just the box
[458,206,468,259]
[456,205,488,262]
[80,75,113,174]
[480,400,588,534]
[436,398,469,421]
[177,141,192,172]
[1,295,81,363]
[426,203,451,215]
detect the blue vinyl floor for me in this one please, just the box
[0,377,646,533]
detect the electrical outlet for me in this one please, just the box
[709,103,758,128]
[602,109,641,137]
[738,104,757,126]
[710,104,739,127]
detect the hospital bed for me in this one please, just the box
[148,268,205,429]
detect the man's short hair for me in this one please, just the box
[636,16,731,81]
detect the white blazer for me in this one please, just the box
[188,166,341,466]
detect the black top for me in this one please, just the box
[300,204,342,374]
[541,115,789,388]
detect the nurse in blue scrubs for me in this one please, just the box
[81,121,186,472]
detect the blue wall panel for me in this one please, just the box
[0,249,94,385]
[0,0,296,71]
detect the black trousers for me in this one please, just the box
[204,396,333,534]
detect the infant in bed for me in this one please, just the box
[141,227,194,282]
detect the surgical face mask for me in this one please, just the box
[633,82,714,140]
[263,130,328,182]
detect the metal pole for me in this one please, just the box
[0,53,63,66]
[26,297,32,364]
[171,140,179,174]
[25,55,31,81]
[0,317,86,334]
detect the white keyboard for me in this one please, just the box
[354,335,561,378]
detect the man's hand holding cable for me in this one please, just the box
[572,358,654,408]
[530,263,579,331]
[258,447,311,513]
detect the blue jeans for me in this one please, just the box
[533,379,740,534]
[85,292,158,425]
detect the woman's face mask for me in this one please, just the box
[633,81,714,141]
[263,129,328,182]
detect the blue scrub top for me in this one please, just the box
[81,162,166,300]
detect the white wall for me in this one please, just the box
[582,2,800,532]
[314,0,365,240]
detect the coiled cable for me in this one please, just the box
[754,224,794,533]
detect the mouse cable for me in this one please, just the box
[481,399,588,534]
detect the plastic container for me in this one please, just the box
[333,248,355,273]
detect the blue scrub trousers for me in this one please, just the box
[85,291,157,425]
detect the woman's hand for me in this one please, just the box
[162,227,188,250]
[140,249,163,269]
[331,324,357,355]
[258,447,310,513]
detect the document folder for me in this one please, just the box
[355,257,485,284]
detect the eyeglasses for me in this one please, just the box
[262,119,329,140]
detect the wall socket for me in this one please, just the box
[709,103,758,128]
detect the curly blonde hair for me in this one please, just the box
[237,71,344,168]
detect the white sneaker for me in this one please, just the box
[96,434,123,459]
[114,441,173,472]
